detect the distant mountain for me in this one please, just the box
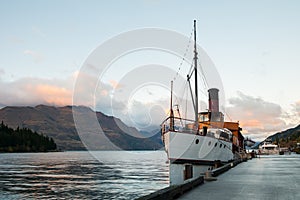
[140,128,163,146]
[0,105,163,151]
[249,142,261,150]
[266,124,300,147]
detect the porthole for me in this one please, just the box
[220,144,222,148]
[208,141,211,146]
[214,143,217,147]
[195,139,199,144]
[224,145,226,148]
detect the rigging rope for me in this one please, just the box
[225,111,233,122]
[172,28,193,82]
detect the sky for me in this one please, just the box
[1,0,300,141]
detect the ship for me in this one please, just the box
[258,139,279,155]
[161,20,244,185]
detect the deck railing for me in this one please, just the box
[161,116,197,135]
[161,116,233,143]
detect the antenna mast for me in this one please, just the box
[194,20,199,133]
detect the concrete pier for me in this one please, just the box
[179,154,300,200]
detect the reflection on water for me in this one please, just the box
[0,151,169,200]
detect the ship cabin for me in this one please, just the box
[198,108,244,154]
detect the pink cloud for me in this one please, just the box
[35,84,72,105]
[109,80,122,89]
[226,91,288,140]
[0,77,73,107]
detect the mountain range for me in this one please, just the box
[0,105,163,151]
[266,124,300,147]
[250,124,300,149]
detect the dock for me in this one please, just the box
[179,154,300,199]
[137,155,300,200]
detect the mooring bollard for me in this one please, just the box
[204,171,217,181]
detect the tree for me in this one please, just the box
[0,122,57,152]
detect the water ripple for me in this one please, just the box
[0,151,169,199]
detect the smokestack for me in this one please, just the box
[208,88,219,113]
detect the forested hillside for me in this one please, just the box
[0,121,57,152]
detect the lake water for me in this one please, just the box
[0,151,169,200]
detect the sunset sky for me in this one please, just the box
[1,0,300,141]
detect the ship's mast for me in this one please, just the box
[169,80,174,131]
[193,20,199,132]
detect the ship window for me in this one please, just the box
[220,144,222,148]
[220,131,229,140]
[214,143,217,147]
[195,139,199,144]
[224,145,226,148]
[208,141,211,146]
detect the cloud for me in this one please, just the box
[2,71,298,140]
[23,50,45,63]
[124,100,166,129]
[109,80,122,89]
[292,101,300,116]
[0,71,120,110]
[35,84,72,105]
[0,66,183,133]
[5,71,298,141]
[285,101,300,125]
[226,91,288,140]
[0,77,73,107]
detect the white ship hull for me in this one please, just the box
[258,140,279,155]
[163,131,234,165]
